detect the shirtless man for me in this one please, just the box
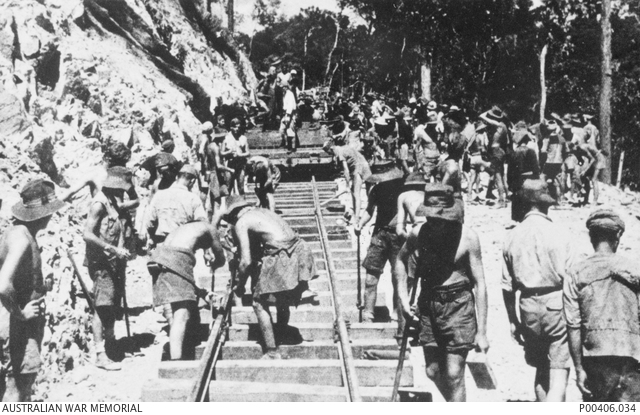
[202,125,234,219]
[395,183,489,402]
[221,118,250,196]
[222,196,317,359]
[247,156,281,212]
[395,171,428,239]
[147,222,225,360]
[413,111,441,181]
[323,141,372,224]
[0,179,63,401]
[480,107,511,209]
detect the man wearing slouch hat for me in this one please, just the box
[564,209,640,402]
[395,183,488,402]
[0,179,64,401]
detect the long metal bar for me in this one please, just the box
[188,286,232,402]
[312,177,362,402]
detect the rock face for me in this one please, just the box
[0,0,256,400]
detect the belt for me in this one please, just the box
[422,281,472,303]
[520,286,561,297]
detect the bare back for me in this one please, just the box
[0,226,43,306]
[401,190,425,224]
[237,208,296,245]
[163,222,222,253]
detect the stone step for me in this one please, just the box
[214,360,413,387]
[140,378,192,402]
[215,339,400,360]
[208,381,421,402]
[227,322,397,342]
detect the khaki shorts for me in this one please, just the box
[519,290,570,369]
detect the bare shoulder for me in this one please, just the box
[462,225,481,252]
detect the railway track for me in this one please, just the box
[141,179,428,402]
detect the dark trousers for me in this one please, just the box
[583,356,640,402]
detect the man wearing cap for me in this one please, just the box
[247,156,281,212]
[564,210,640,402]
[0,179,64,400]
[502,179,579,401]
[396,172,428,239]
[145,164,207,248]
[507,126,540,222]
[147,221,225,360]
[395,183,488,402]
[149,152,181,200]
[355,163,405,327]
[323,142,371,224]
[84,167,136,371]
[480,107,511,208]
[222,196,317,359]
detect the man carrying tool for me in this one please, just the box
[83,167,135,371]
[0,179,64,401]
[395,183,488,402]
[502,179,578,401]
[354,162,404,329]
[147,222,225,360]
[564,210,640,402]
[221,196,318,359]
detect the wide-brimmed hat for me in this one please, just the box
[583,114,595,121]
[403,171,427,189]
[520,179,555,205]
[485,107,506,122]
[560,113,573,127]
[222,195,254,222]
[427,100,437,110]
[103,166,133,191]
[415,183,464,223]
[427,110,438,124]
[374,117,389,126]
[570,113,583,125]
[12,179,65,222]
[365,161,404,185]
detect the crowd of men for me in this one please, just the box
[0,73,637,403]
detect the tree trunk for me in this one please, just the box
[539,43,548,123]
[420,62,430,100]
[600,0,612,183]
[303,27,316,91]
[325,16,340,86]
[227,0,234,32]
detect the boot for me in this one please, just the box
[95,342,121,371]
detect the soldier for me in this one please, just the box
[0,179,64,401]
[222,196,317,359]
[395,183,488,402]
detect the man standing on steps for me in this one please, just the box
[83,167,134,371]
[502,179,579,401]
[564,210,640,402]
[354,162,404,331]
[221,196,318,359]
[147,222,225,360]
[395,183,489,402]
[0,179,64,401]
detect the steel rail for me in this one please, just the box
[188,286,232,402]
[312,177,362,402]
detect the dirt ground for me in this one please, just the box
[43,182,640,402]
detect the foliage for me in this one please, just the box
[246,0,640,186]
